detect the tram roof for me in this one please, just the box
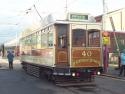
[40,20,101,29]
[20,20,102,38]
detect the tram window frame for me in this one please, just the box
[20,38,25,54]
[31,33,37,49]
[40,30,43,48]
[36,31,41,49]
[72,29,86,47]
[88,30,100,47]
[48,31,53,47]
[57,24,68,48]
[41,29,48,48]
[59,34,67,48]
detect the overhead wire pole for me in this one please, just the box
[26,4,43,26]
[109,17,119,51]
[109,17,121,69]
[102,0,106,30]
[65,0,68,14]
[33,4,43,23]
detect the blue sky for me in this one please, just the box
[0,0,125,44]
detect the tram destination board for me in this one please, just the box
[68,13,89,21]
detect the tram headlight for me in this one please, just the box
[72,73,75,77]
[97,71,101,75]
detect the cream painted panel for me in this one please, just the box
[71,24,86,30]
[87,24,101,30]
[21,55,54,67]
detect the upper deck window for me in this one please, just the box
[72,29,86,47]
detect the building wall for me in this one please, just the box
[95,8,125,31]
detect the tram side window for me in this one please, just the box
[57,24,68,48]
[31,34,37,49]
[36,31,41,49]
[20,38,25,55]
[72,29,86,47]
[48,32,53,47]
[41,30,48,48]
[88,30,100,47]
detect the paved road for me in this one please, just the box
[0,59,125,94]
[0,59,74,94]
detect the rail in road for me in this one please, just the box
[99,74,125,81]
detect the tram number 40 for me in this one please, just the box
[82,51,92,57]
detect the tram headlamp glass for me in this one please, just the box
[97,71,101,75]
[72,73,75,77]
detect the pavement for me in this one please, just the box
[0,58,21,70]
[102,64,125,80]
[0,58,61,94]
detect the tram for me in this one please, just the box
[20,13,103,86]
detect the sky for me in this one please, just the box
[0,0,125,44]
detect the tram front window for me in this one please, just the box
[88,30,100,47]
[72,29,86,47]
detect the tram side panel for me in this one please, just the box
[20,26,56,78]
[20,22,103,83]
[68,24,103,78]
[52,24,103,82]
[70,48,102,77]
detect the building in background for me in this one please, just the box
[95,8,125,66]
[95,8,125,31]
[4,37,20,56]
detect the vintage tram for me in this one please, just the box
[20,13,103,86]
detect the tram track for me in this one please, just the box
[65,83,123,94]
[97,74,125,82]
[63,75,125,94]
[65,85,97,94]
[57,81,97,94]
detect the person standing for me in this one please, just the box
[7,51,14,69]
[119,49,125,76]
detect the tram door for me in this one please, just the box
[55,24,69,67]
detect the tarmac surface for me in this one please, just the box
[0,59,125,80]
[0,58,125,94]
[101,64,125,80]
[0,59,65,94]
[0,59,42,94]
